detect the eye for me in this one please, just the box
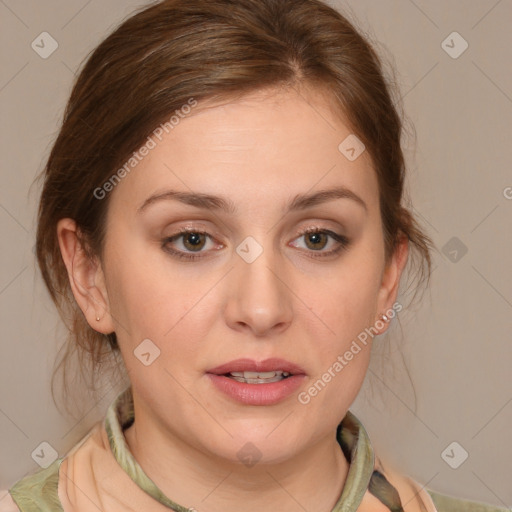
[289,227,350,258]
[161,226,350,262]
[162,228,220,261]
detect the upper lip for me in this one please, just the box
[207,358,306,375]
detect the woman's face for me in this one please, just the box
[89,86,406,464]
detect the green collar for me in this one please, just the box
[105,386,403,511]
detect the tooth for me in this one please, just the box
[227,370,292,381]
[256,371,277,379]
[242,371,260,379]
[247,377,282,383]
[230,375,286,384]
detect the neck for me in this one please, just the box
[124,418,350,512]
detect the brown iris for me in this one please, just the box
[182,232,207,251]
[304,232,328,251]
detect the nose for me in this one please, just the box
[223,242,293,338]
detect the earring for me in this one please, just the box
[381,314,389,322]
[96,315,101,322]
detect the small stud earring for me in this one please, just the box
[381,314,389,322]
[96,315,101,322]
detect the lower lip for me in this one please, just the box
[207,374,306,405]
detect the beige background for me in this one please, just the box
[0,0,511,508]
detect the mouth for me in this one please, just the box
[206,358,306,405]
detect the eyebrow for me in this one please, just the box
[137,185,368,215]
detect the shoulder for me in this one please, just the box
[372,458,509,512]
[371,458,438,511]
[6,458,64,512]
[4,422,103,512]
[0,491,20,512]
[426,488,510,512]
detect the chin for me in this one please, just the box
[205,420,306,466]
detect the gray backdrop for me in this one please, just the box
[0,0,511,508]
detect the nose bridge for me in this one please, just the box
[227,233,292,334]
[236,234,281,298]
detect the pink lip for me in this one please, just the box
[207,374,306,406]
[206,358,307,406]
[206,358,306,376]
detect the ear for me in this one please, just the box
[374,235,409,335]
[56,218,115,334]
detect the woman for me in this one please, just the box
[2,0,507,510]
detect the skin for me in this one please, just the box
[57,85,408,512]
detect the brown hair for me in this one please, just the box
[35,0,436,419]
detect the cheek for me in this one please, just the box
[300,269,379,417]
[104,242,219,355]
[102,237,170,339]
[309,256,383,337]
[296,248,383,407]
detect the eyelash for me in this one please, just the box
[161,227,350,261]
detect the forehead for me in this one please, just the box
[107,86,379,216]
